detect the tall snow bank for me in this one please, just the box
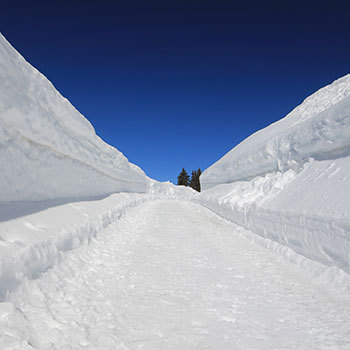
[0,33,148,202]
[201,75,350,190]
[198,158,350,275]
[198,75,350,277]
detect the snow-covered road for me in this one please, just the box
[3,200,350,349]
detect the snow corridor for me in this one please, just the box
[1,200,349,349]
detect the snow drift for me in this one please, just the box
[199,75,350,276]
[0,33,148,202]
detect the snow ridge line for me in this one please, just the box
[0,194,170,301]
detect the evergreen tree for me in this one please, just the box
[189,168,202,192]
[177,168,190,186]
[189,170,197,190]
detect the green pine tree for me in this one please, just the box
[189,168,202,192]
[177,168,190,186]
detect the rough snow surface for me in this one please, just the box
[0,33,147,202]
[0,193,154,301]
[2,200,349,349]
[0,180,196,301]
[199,75,350,277]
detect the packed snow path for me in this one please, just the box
[4,200,350,349]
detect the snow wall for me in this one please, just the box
[0,33,148,202]
[201,74,350,190]
[199,75,350,275]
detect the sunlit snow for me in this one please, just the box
[0,32,350,349]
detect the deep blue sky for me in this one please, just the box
[1,1,350,183]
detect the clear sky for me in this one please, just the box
[1,0,350,183]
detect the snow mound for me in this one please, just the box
[199,75,350,278]
[201,75,350,190]
[0,33,148,202]
[147,179,197,200]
